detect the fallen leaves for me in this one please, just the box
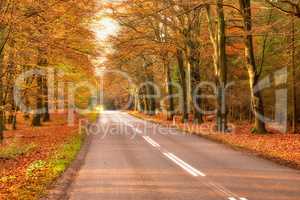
[0,112,81,200]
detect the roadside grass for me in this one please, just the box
[11,132,85,199]
[0,142,36,159]
[83,110,100,123]
[87,112,99,123]
[0,113,84,199]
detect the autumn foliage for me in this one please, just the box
[102,0,300,134]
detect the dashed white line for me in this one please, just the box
[163,152,206,177]
[168,153,206,177]
[122,119,249,200]
[135,128,142,134]
[145,136,160,147]
[143,136,160,147]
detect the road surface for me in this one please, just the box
[67,111,300,200]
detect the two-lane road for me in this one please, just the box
[67,111,300,200]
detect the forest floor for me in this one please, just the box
[0,113,86,200]
[129,111,300,170]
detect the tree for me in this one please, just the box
[103,0,300,134]
[239,0,267,134]
[266,0,300,17]
[0,0,13,141]
[0,0,99,137]
[206,0,228,132]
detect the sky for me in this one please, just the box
[92,7,120,69]
[92,0,121,72]
[95,17,119,41]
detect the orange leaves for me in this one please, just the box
[0,113,79,199]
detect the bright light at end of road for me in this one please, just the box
[95,17,119,41]
[96,105,105,112]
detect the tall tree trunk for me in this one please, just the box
[32,49,47,126]
[7,39,15,125]
[189,51,203,124]
[239,0,267,134]
[177,49,189,122]
[0,1,10,140]
[32,75,43,126]
[143,59,156,115]
[0,51,4,141]
[22,65,30,120]
[186,9,203,124]
[12,112,16,130]
[42,77,50,122]
[134,90,139,111]
[142,93,148,114]
[165,59,175,120]
[139,86,147,113]
[206,1,228,132]
[145,74,156,115]
[216,0,228,132]
[291,15,297,133]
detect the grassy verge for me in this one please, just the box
[81,110,100,123]
[0,142,36,159]
[8,133,85,199]
[86,112,100,123]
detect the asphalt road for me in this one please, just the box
[67,111,300,200]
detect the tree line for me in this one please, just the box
[0,0,99,141]
[104,0,300,134]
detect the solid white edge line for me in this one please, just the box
[228,198,237,200]
[163,153,199,177]
[168,153,206,177]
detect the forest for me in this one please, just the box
[0,1,100,198]
[0,0,99,141]
[102,0,300,134]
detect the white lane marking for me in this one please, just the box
[124,123,142,134]
[163,152,205,177]
[124,123,140,133]
[145,137,160,147]
[167,153,206,177]
[142,136,154,146]
[135,128,142,134]
[126,113,248,200]
[163,153,198,176]
[143,136,160,147]
[207,182,234,197]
